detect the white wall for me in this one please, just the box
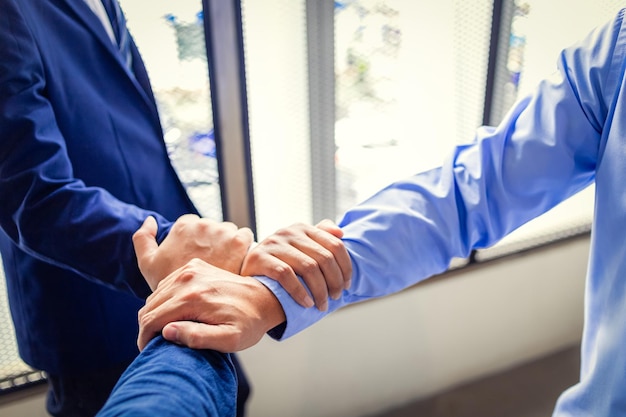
[239,236,588,417]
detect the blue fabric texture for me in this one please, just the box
[258,8,626,416]
[0,0,188,374]
[0,1,249,415]
[97,337,237,417]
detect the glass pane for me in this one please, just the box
[244,0,492,239]
[476,0,623,259]
[242,0,312,238]
[335,0,493,214]
[0,263,44,392]
[244,0,620,257]
[121,0,222,220]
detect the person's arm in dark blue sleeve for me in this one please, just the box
[0,0,171,298]
[97,336,237,417]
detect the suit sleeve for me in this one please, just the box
[97,337,237,417]
[0,0,171,298]
[259,8,623,339]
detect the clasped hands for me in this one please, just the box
[133,214,352,352]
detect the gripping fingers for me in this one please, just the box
[265,245,330,311]
[315,218,344,238]
[294,229,346,299]
[292,252,332,311]
[310,225,352,290]
[137,307,164,351]
[137,288,186,351]
[162,321,246,352]
[303,244,344,300]
[244,243,321,309]
[254,252,316,309]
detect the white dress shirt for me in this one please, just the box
[83,0,116,45]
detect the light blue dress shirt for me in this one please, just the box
[258,8,626,416]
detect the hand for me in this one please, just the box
[137,258,286,352]
[241,219,352,311]
[133,215,254,291]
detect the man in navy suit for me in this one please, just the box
[0,0,257,415]
[0,0,352,415]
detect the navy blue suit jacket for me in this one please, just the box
[0,0,198,374]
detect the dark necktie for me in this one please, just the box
[101,0,133,70]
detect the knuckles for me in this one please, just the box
[298,257,318,276]
[324,238,344,254]
[268,263,291,281]
[175,267,198,284]
[274,222,308,239]
[315,248,335,269]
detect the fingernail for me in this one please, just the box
[344,279,352,290]
[303,295,314,308]
[163,325,179,342]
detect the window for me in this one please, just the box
[0,266,44,392]
[243,0,621,261]
[243,0,492,239]
[476,0,622,260]
[122,0,222,220]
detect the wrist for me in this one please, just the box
[250,278,286,331]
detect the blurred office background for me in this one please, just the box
[0,0,622,415]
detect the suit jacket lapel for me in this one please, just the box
[57,0,120,60]
[56,0,161,120]
[128,39,162,124]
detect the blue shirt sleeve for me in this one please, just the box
[259,7,622,340]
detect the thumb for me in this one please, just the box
[133,216,159,263]
[316,218,343,238]
[163,321,246,352]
